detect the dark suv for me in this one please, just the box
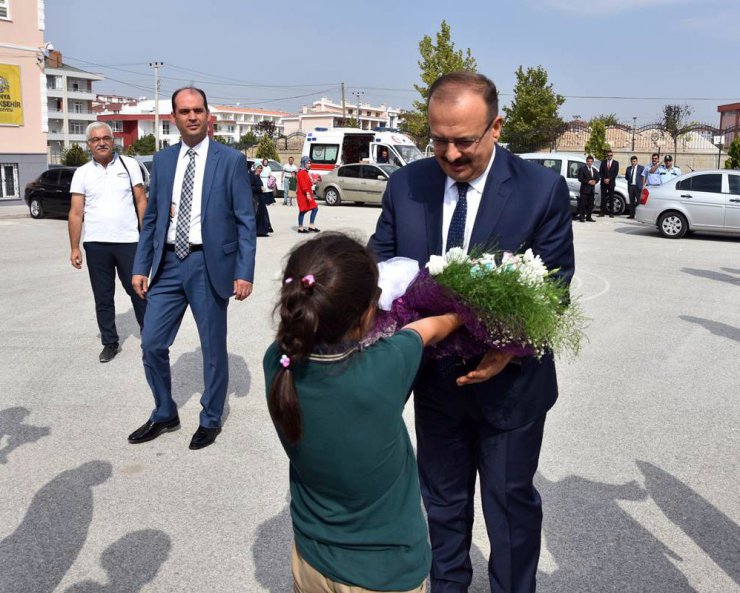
[24,167,77,219]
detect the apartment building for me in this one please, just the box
[718,102,740,145]
[282,96,401,135]
[210,105,291,143]
[45,50,103,162]
[0,0,47,199]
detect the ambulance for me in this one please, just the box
[301,128,424,177]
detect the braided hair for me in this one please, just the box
[269,232,379,444]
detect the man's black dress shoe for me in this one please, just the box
[189,426,222,450]
[587,217,596,222]
[99,343,121,363]
[128,416,180,444]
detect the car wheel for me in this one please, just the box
[657,211,688,239]
[324,187,341,206]
[29,197,45,219]
[612,194,626,215]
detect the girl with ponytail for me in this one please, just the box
[264,232,460,593]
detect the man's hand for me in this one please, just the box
[70,248,83,269]
[132,275,148,299]
[233,279,253,301]
[456,350,514,386]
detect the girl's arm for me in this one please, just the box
[403,313,460,347]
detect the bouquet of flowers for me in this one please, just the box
[371,248,584,360]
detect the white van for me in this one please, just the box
[302,128,423,177]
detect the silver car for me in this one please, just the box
[317,163,400,206]
[635,169,740,238]
[517,152,630,215]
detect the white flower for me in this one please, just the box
[426,255,448,276]
[445,247,469,264]
[518,248,548,287]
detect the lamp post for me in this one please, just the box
[631,116,637,152]
[713,135,725,169]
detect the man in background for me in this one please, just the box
[661,155,681,183]
[577,155,599,222]
[599,150,619,217]
[624,156,644,218]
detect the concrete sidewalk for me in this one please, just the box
[0,200,30,219]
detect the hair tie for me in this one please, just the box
[301,274,316,288]
[284,277,293,284]
[279,354,291,368]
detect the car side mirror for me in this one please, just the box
[377,175,386,181]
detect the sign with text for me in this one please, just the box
[0,64,24,126]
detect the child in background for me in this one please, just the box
[264,232,459,593]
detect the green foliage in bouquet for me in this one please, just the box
[430,250,585,358]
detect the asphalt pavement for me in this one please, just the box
[0,202,738,593]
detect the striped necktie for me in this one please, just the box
[174,148,196,260]
[446,182,469,251]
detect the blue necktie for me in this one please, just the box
[447,182,469,251]
[174,148,196,260]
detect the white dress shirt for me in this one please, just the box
[442,146,496,253]
[167,136,209,245]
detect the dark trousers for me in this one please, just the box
[140,250,228,428]
[600,183,615,215]
[83,241,146,346]
[415,377,547,593]
[578,192,594,221]
[628,185,640,217]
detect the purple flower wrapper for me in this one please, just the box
[369,268,534,359]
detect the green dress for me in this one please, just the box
[263,330,429,591]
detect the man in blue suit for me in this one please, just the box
[624,155,644,218]
[370,72,574,593]
[129,87,256,450]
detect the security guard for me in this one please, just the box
[660,154,682,183]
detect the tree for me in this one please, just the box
[255,135,280,161]
[128,134,156,155]
[254,120,277,139]
[590,113,619,127]
[402,20,477,144]
[237,132,258,151]
[584,121,611,160]
[725,138,740,169]
[501,66,566,153]
[213,135,235,147]
[662,104,693,157]
[61,144,89,166]
[335,117,358,128]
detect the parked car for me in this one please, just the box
[247,158,284,196]
[316,163,400,206]
[635,169,740,239]
[24,167,77,219]
[517,152,630,215]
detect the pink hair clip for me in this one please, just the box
[301,274,316,288]
[279,354,290,368]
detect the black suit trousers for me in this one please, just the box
[578,192,594,220]
[628,185,640,217]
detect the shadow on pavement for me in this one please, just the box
[534,472,696,593]
[252,494,292,593]
[171,349,251,424]
[637,461,740,585]
[681,267,740,286]
[63,529,171,593]
[0,406,50,464]
[0,460,112,593]
[679,315,740,342]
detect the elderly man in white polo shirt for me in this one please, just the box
[68,122,148,363]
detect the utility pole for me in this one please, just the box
[631,116,637,152]
[352,90,364,129]
[149,62,163,151]
[341,82,346,120]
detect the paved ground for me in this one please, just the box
[0,202,738,593]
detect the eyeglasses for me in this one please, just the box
[430,118,494,152]
[88,136,113,144]
[607,153,614,157]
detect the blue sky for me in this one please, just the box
[46,0,737,125]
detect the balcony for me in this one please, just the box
[47,110,98,121]
[47,131,87,143]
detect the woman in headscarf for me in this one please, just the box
[251,163,273,237]
[295,156,319,234]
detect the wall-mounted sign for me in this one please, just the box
[0,64,24,126]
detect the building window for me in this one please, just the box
[70,121,84,134]
[109,121,122,132]
[0,0,9,20]
[162,121,170,135]
[71,101,83,114]
[0,164,20,199]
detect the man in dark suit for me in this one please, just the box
[576,155,599,222]
[624,155,644,219]
[598,150,619,217]
[370,72,574,593]
[129,87,256,450]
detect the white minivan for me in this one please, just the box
[517,152,630,215]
